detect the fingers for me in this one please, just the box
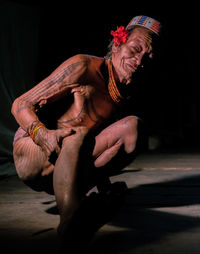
[46,129,72,156]
[41,128,79,157]
[55,145,61,155]
[57,128,74,139]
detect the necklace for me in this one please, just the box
[107,60,124,104]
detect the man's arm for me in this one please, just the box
[11,55,88,157]
[11,55,88,132]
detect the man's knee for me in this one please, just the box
[62,126,89,148]
[14,157,42,182]
[13,138,45,182]
[121,116,138,154]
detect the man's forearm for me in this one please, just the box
[11,97,41,133]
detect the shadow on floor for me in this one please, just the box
[2,171,200,253]
[88,172,200,253]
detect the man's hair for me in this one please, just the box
[105,25,158,60]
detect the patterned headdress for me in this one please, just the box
[126,15,161,35]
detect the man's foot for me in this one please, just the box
[58,181,128,253]
[57,195,83,237]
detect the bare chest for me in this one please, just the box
[57,84,116,130]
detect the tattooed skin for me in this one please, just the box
[12,54,116,133]
[16,61,84,114]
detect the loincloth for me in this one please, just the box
[13,127,29,146]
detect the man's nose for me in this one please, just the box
[135,53,144,66]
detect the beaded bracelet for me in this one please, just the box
[29,122,45,141]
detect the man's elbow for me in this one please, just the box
[123,116,138,153]
[124,137,137,154]
[11,98,20,117]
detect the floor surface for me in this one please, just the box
[1,150,200,253]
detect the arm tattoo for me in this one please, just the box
[17,61,84,113]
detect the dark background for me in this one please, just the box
[0,0,199,175]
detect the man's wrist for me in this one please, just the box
[27,121,45,142]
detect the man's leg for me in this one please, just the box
[79,116,138,194]
[53,127,89,236]
[13,116,138,236]
[93,116,138,167]
[13,134,55,193]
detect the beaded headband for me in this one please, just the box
[126,15,161,35]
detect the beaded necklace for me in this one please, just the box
[107,60,124,104]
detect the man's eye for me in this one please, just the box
[132,47,139,52]
[130,47,139,54]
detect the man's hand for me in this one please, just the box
[34,127,73,158]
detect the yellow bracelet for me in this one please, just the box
[30,123,44,141]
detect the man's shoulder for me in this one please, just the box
[57,54,104,81]
[70,54,89,62]
[70,54,104,66]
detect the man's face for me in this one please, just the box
[112,27,153,85]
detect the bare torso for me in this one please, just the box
[12,55,119,135]
[56,80,116,130]
[34,55,117,132]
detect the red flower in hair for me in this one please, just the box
[110,26,129,46]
